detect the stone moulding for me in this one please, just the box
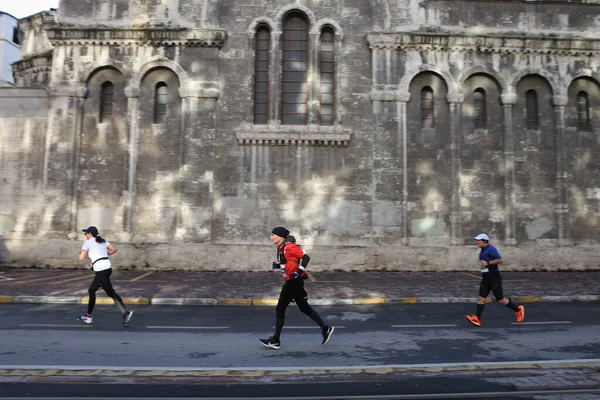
[47,28,227,47]
[236,131,352,147]
[366,32,600,56]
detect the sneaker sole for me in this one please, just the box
[518,306,525,322]
[322,326,335,345]
[466,316,481,327]
[77,317,92,324]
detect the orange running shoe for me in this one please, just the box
[515,305,525,322]
[466,314,481,326]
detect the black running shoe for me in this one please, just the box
[259,336,281,349]
[322,326,334,345]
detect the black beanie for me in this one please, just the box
[271,226,290,238]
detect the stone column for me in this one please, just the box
[501,93,517,246]
[123,87,141,234]
[177,83,220,241]
[396,92,410,245]
[447,93,464,245]
[553,95,569,244]
[42,84,86,236]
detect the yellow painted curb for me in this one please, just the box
[353,298,387,305]
[399,298,418,304]
[80,297,149,305]
[252,299,278,306]
[0,296,13,303]
[515,297,542,303]
[218,299,252,306]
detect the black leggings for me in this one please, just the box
[276,279,314,318]
[274,279,326,340]
[87,269,127,314]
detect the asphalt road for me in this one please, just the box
[2,302,600,398]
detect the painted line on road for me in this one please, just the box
[464,272,481,279]
[391,324,458,328]
[130,271,154,282]
[47,275,93,286]
[9,273,83,285]
[511,321,572,325]
[0,275,14,281]
[19,324,92,328]
[147,326,229,330]
[272,326,346,329]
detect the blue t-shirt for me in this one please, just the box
[479,244,502,277]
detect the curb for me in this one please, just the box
[0,295,599,305]
[2,359,600,377]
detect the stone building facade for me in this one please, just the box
[0,0,599,270]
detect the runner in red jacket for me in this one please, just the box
[260,226,334,349]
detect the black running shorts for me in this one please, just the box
[479,275,504,300]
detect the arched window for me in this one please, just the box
[577,91,591,132]
[281,13,309,125]
[319,26,335,125]
[473,88,486,129]
[421,86,434,129]
[154,82,168,124]
[253,26,270,125]
[525,89,539,130]
[99,81,114,124]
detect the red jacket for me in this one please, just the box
[278,241,306,281]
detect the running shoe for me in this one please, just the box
[259,336,281,349]
[77,315,93,324]
[322,326,335,345]
[515,305,525,322]
[466,314,481,326]
[123,310,134,327]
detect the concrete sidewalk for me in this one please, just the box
[0,268,599,305]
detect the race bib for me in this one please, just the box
[479,261,488,273]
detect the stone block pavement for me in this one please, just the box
[0,268,599,305]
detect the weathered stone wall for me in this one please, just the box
[0,0,599,271]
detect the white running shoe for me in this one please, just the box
[78,315,93,324]
[123,310,134,327]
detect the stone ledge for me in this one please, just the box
[236,131,351,146]
[47,28,227,48]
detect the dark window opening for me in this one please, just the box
[253,26,270,125]
[421,86,434,129]
[525,89,539,130]
[12,27,20,45]
[473,88,486,130]
[577,91,591,132]
[154,82,168,124]
[319,27,335,126]
[281,13,309,125]
[99,82,114,124]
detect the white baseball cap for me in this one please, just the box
[474,233,490,241]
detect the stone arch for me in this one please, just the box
[400,65,457,96]
[275,3,317,30]
[84,65,126,97]
[128,58,188,95]
[567,69,600,91]
[509,67,560,96]
[458,66,508,95]
[247,17,277,35]
[312,19,344,40]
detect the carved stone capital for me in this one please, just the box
[236,129,351,147]
[124,87,141,99]
[501,93,518,106]
[446,93,464,105]
[552,95,569,107]
[179,82,220,99]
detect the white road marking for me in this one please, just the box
[272,326,346,329]
[20,324,91,328]
[0,275,14,281]
[511,321,572,325]
[147,326,229,329]
[391,324,458,328]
